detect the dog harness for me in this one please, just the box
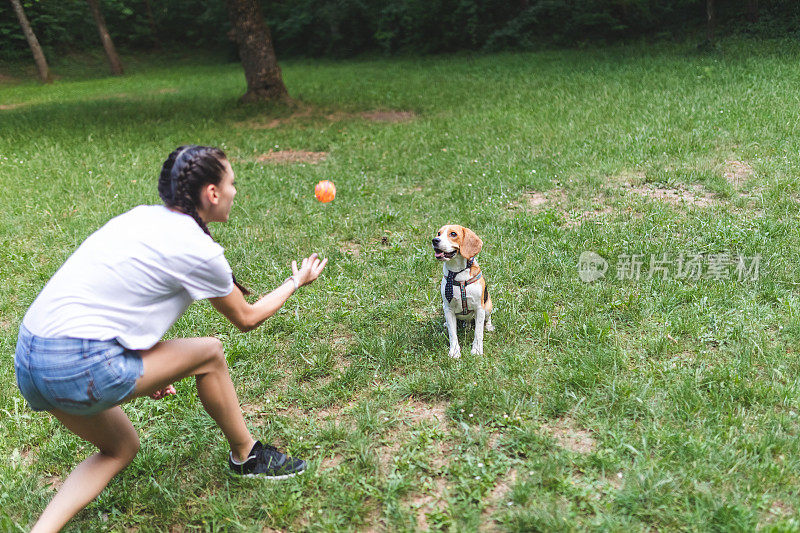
[444,258,483,316]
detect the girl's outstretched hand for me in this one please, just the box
[291,253,328,287]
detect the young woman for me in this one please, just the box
[14,145,327,532]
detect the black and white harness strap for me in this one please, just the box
[444,258,482,316]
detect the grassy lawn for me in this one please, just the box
[3,38,800,531]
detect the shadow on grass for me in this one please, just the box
[1,85,339,138]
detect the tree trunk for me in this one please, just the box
[9,0,51,83]
[706,0,715,44]
[86,0,123,75]
[225,0,289,102]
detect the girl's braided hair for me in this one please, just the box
[158,145,250,295]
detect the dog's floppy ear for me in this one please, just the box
[460,226,482,259]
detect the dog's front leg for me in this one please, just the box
[443,303,461,358]
[472,307,485,355]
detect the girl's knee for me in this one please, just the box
[204,337,226,365]
[191,337,227,376]
[122,435,141,464]
[101,432,140,465]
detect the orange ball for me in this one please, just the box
[315,180,336,203]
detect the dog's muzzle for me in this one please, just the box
[432,237,457,260]
[433,247,457,260]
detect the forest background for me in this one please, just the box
[1,0,794,63]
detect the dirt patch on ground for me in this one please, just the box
[359,110,416,123]
[610,169,716,207]
[412,487,447,531]
[319,453,344,472]
[623,183,716,208]
[724,159,754,188]
[375,400,448,469]
[310,403,349,420]
[340,241,361,258]
[323,110,416,123]
[373,399,451,528]
[411,463,450,531]
[482,467,518,524]
[568,207,616,227]
[370,230,394,247]
[240,402,271,419]
[526,192,548,208]
[402,400,450,529]
[0,102,26,111]
[257,150,328,165]
[40,474,63,492]
[11,446,37,468]
[605,472,624,490]
[376,426,405,475]
[0,444,75,499]
[609,170,646,186]
[725,159,764,207]
[401,399,448,425]
[241,399,351,425]
[512,189,567,211]
[237,106,415,130]
[400,440,451,531]
[515,188,617,228]
[541,417,596,454]
[564,198,616,228]
[765,500,795,522]
[330,330,356,359]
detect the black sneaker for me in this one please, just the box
[228,440,306,479]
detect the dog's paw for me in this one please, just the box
[485,322,495,332]
[471,344,483,356]
[448,345,461,358]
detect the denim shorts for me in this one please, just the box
[14,324,144,416]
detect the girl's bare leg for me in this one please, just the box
[31,336,255,532]
[30,407,139,533]
[132,337,255,461]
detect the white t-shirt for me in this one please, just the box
[23,205,234,350]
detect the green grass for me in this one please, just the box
[3,38,800,531]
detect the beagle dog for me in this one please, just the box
[432,225,494,358]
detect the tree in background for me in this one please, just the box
[2,0,798,70]
[8,0,51,83]
[225,0,288,102]
[86,0,123,75]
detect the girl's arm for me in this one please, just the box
[209,253,327,332]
